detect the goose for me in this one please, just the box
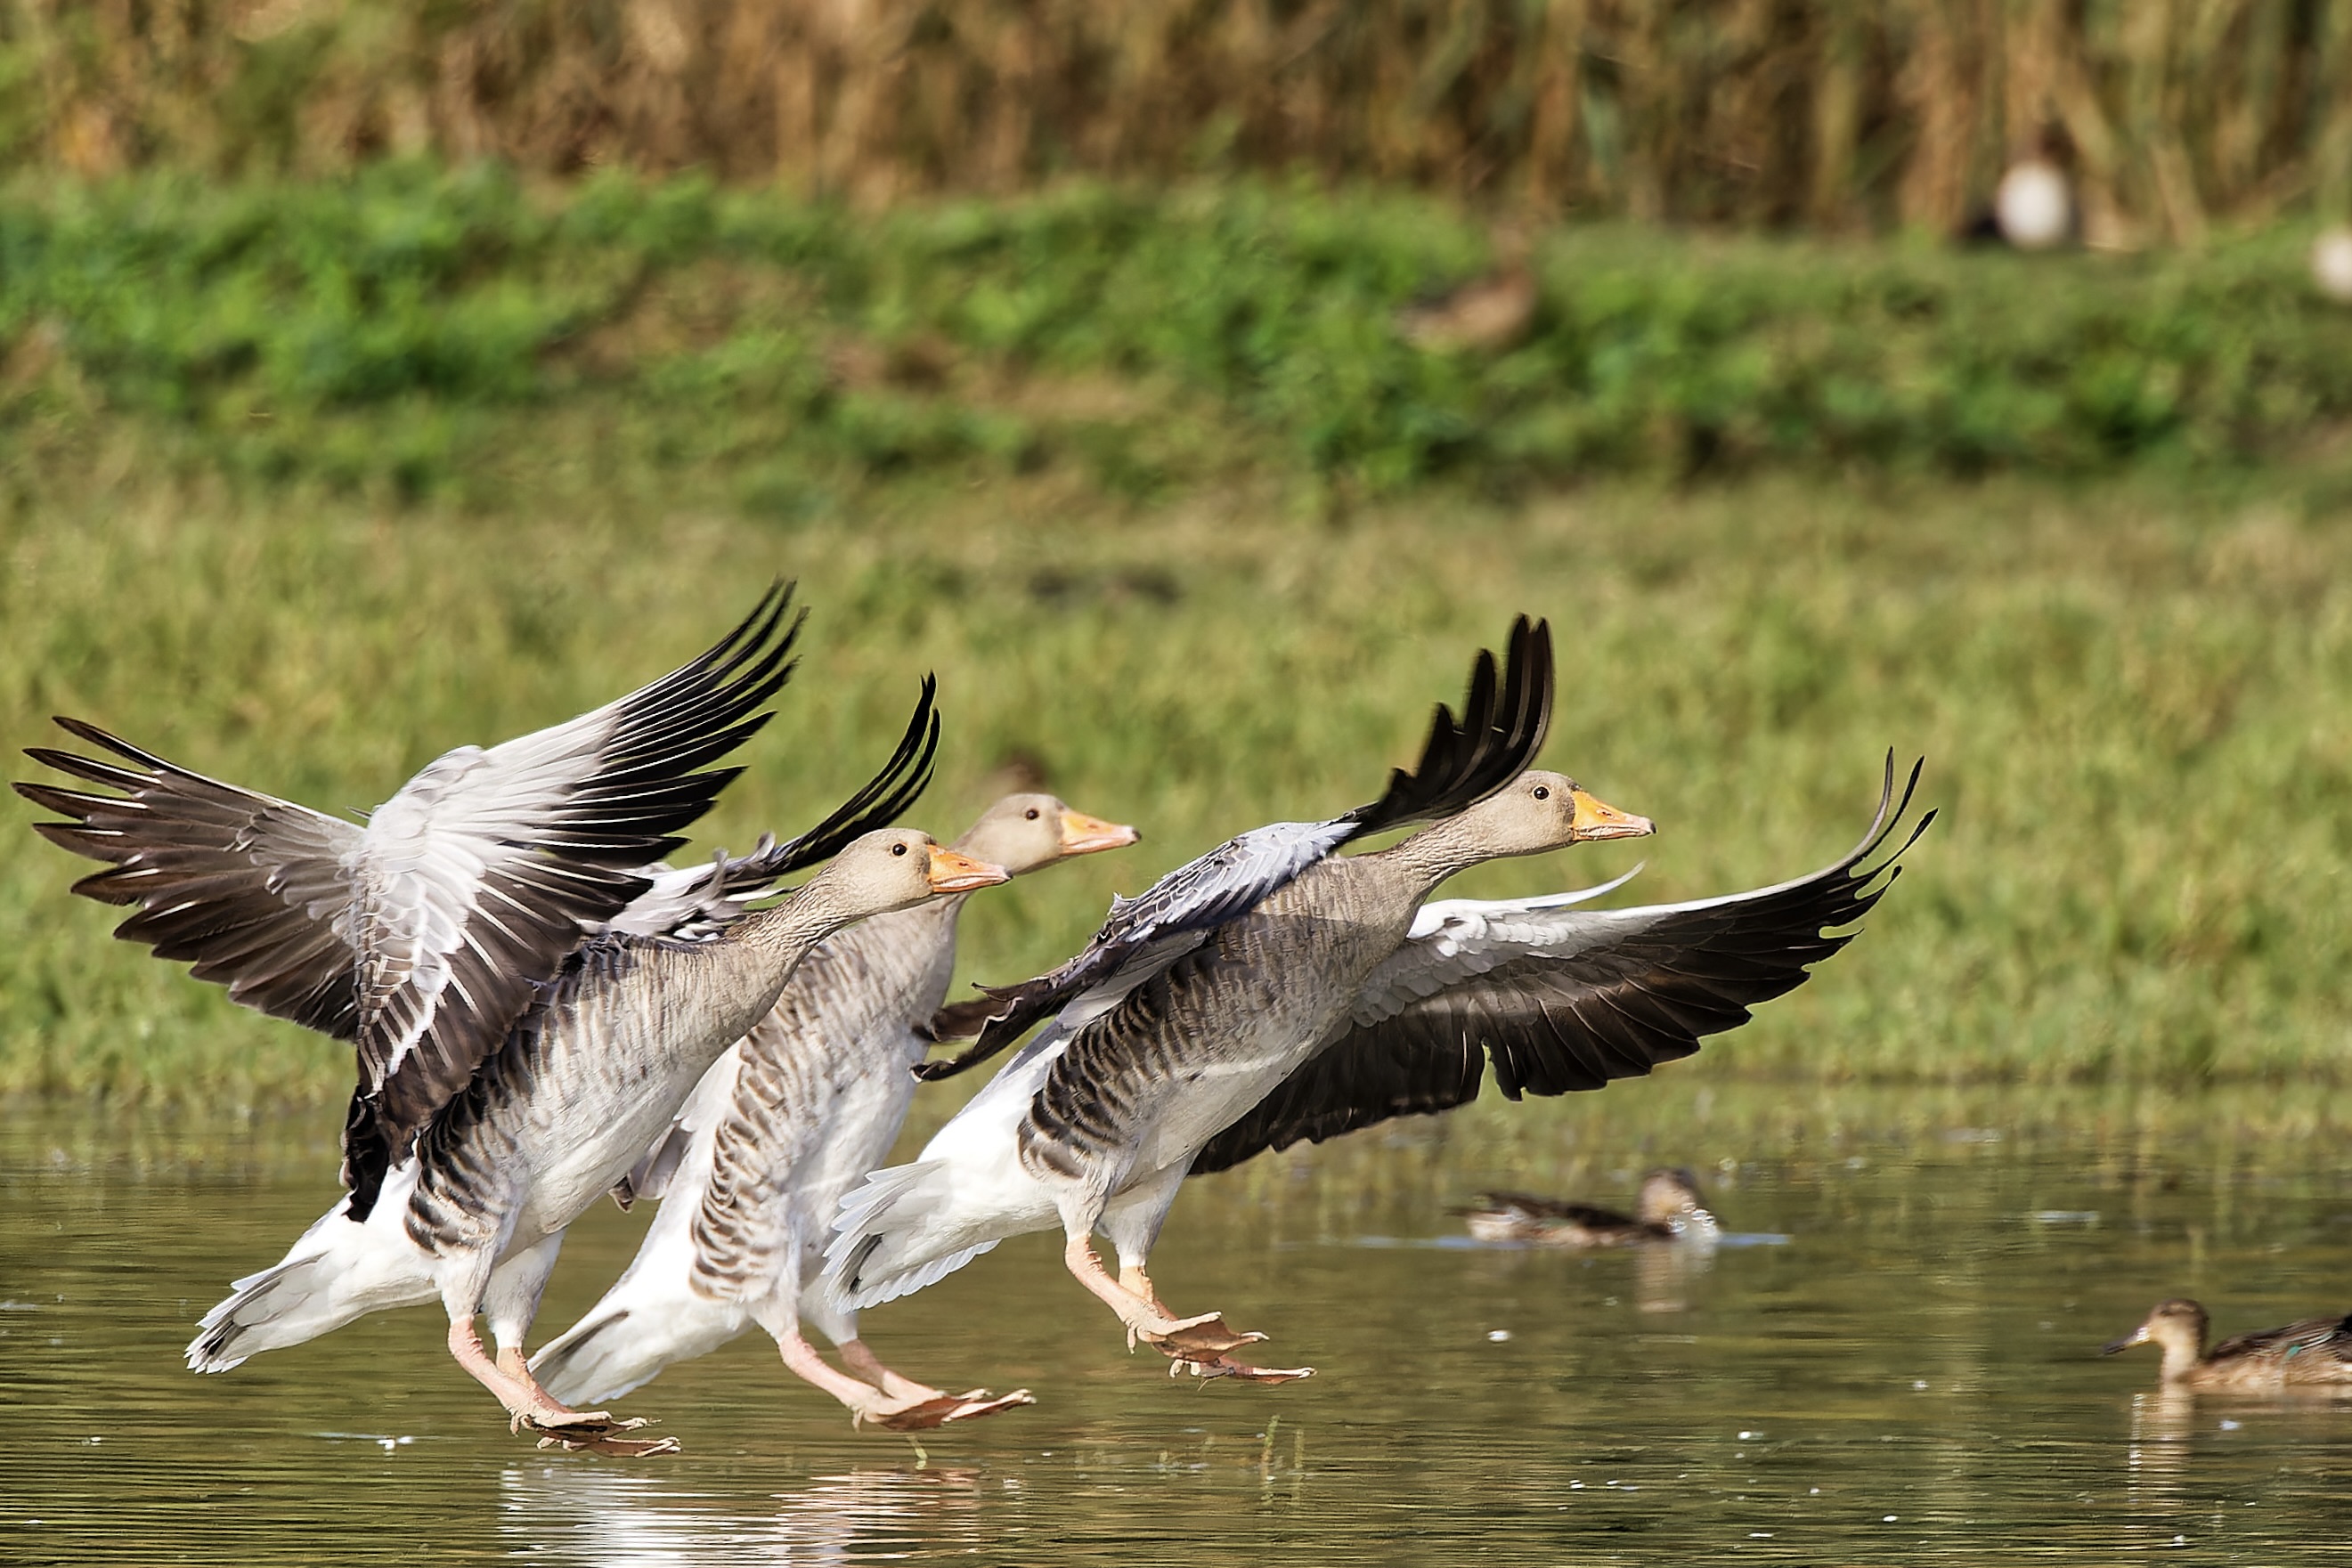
[529,791,1139,1431]
[15,584,806,1221]
[2103,1300,2352,1392]
[827,619,1930,1384]
[164,692,984,1456]
[1457,1168,1718,1247]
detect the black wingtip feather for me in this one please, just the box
[1345,614,1556,838]
[751,675,941,879]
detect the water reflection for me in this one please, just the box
[501,1463,989,1565]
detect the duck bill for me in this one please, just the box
[927,845,1011,894]
[1059,808,1140,857]
[1571,789,1656,841]
[2101,1324,2151,1356]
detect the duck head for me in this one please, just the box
[1634,1167,1713,1229]
[2103,1299,2209,1380]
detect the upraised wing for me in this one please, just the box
[16,728,368,1038]
[1192,757,1932,1174]
[20,584,805,1216]
[919,616,1555,1079]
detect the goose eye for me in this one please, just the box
[1532,785,1550,800]
[891,842,909,857]
[1025,808,1040,820]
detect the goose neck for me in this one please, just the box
[1379,815,1492,890]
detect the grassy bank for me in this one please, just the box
[2,449,2348,1107]
[9,173,2352,516]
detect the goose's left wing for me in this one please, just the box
[920,617,1556,1079]
[1193,758,1931,1174]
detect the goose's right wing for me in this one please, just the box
[920,616,1556,1078]
[1192,759,1932,1174]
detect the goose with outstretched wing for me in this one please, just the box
[828,620,1929,1385]
[528,790,1138,1434]
[179,681,1013,1456]
[17,584,804,1218]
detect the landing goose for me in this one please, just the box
[828,622,1929,1383]
[172,690,1002,1455]
[530,792,1138,1430]
[2104,1300,2352,1392]
[16,585,804,1218]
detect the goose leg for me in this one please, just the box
[770,1288,1033,1430]
[773,1327,1027,1430]
[444,1243,678,1457]
[1062,1235,1314,1383]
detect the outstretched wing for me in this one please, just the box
[920,617,1556,1079]
[1192,757,1932,1174]
[15,727,368,1038]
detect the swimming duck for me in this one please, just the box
[2103,1299,2352,1392]
[529,791,1138,1431]
[827,620,1929,1385]
[16,585,805,1219]
[1459,1168,1718,1247]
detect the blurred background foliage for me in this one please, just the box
[2,4,2349,1115]
[6,170,2352,510]
[4,0,2351,239]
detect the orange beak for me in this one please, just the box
[1058,808,1140,857]
[926,844,1011,894]
[1570,788,1656,842]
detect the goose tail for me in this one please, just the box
[821,1160,1003,1312]
[531,1258,751,1407]
[186,1202,435,1372]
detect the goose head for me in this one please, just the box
[1442,769,1656,860]
[2103,1299,2208,1367]
[817,828,1011,918]
[956,792,1139,877]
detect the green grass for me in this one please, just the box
[11,168,2352,522]
[3,439,2348,1108]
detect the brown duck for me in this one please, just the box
[2103,1298,2352,1391]
[1459,1168,1717,1247]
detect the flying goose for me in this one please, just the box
[15,585,806,1220]
[1458,1168,1719,1247]
[529,792,1139,1431]
[827,621,1929,1384]
[176,691,1004,1455]
[2104,1300,2352,1392]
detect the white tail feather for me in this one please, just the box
[186,1198,436,1372]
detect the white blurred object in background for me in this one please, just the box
[1995,159,2073,250]
[2312,227,2352,305]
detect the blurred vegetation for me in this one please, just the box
[9,170,2352,514]
[3,436,2348,1107]
[5,0,2351,240]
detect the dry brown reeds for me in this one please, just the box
[4,0,2350,236]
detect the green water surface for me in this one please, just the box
[3,1085,2348,1564]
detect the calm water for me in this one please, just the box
[4,1085,2349,1565]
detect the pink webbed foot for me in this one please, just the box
[523,1408,682,1458]
[862,1386,1038,1432]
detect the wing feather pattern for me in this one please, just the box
[919,618,1555,1080]
[1192,757,1933,1174]
[19,584,806,1218]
